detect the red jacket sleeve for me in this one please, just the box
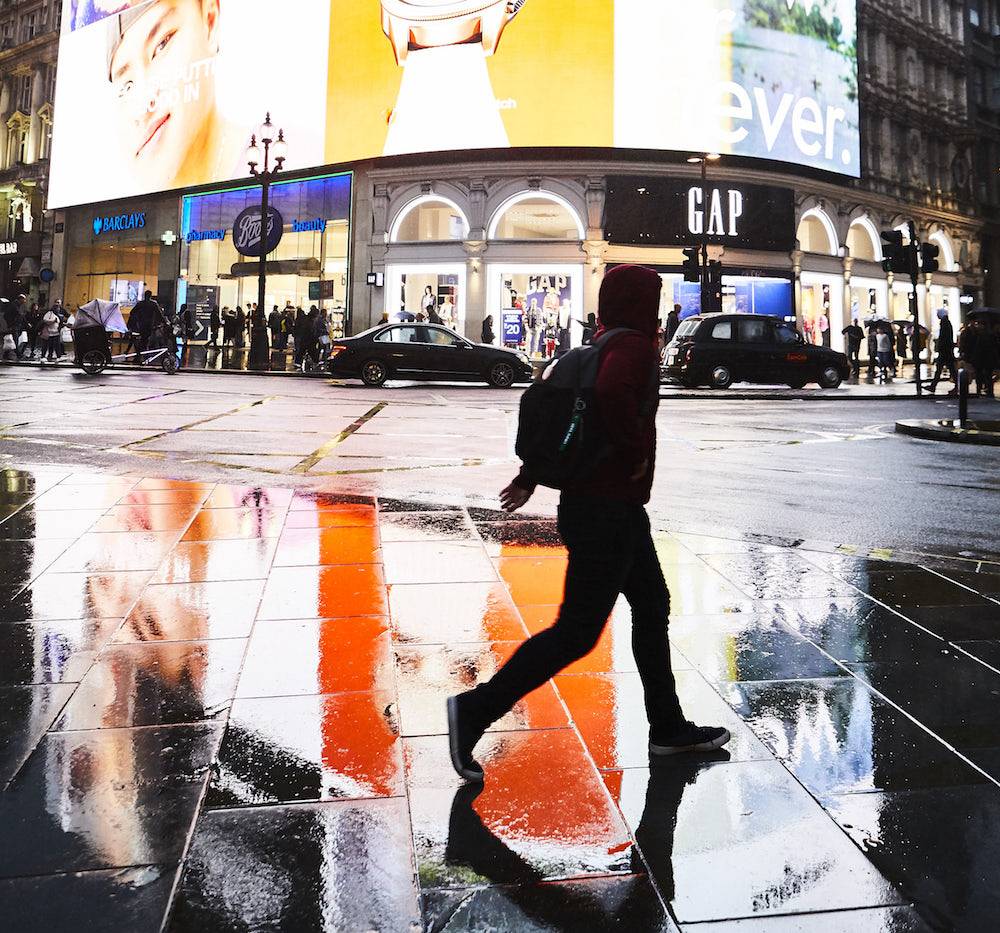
[595,333,656,466]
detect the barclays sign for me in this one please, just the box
[92,212,146,236]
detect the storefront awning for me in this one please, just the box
[227,258,321,278]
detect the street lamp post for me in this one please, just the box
[246,114,288,370]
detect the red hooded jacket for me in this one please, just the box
[517,264,662,504]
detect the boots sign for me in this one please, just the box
[233,205,284,257]
[604,177,795,252]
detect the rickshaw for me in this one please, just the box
[73,299,178,376]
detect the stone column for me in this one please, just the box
[463,240,486,342]
[26,63,45,165]
[838,255,853,353]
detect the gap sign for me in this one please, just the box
[604,178,795,252]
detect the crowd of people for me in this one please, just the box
[0,295,75,362]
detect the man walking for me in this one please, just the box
[842,319,863,376]
[446,264,729,782]
[927,309,957,394]
[208,304,220,348]
[127,290,160,362]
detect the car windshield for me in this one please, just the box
[674,319,699,340]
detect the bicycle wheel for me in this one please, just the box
[80,350,107,375]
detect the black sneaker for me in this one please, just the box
[447,693,486,782]
[649,722,731,756]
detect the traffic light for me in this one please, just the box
[920,242,940,273]
[703,260,723,312]
[881,229,911,275]
[681,247,700,283]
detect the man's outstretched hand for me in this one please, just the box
[500,481,532,513]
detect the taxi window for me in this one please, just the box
[774,324,800,345]
[738,319,773,343]
[709,321,732,341]
[675,319,699,339]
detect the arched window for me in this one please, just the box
[488,192,584,240]
[390,196,469,243]
[929,231,957,271]
[846,217,881,262]
[796,208,837,255]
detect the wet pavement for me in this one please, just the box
[1,466,999,931]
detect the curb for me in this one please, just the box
[895,419,1000,446]
[659,390,921,401]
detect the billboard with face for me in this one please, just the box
[49,1,859,209]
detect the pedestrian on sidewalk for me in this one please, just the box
[268,305,282,348]
[865,319,879,379]
[446,264,730,783]
[664,303,681,344]
[875,326,893,379]
[208,304,220,347]
[928,309,957,394]
[25,301,43,359]
[972,319,997,397]
[842,319,863,376]
[481,314,495,344]
[40,304,61,361]
[234,306,246,349]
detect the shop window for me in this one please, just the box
[490,194,583,240]
[847,221,879,261]
[181,173,352,341]
[391,197,468,242]
[796,211,837,255]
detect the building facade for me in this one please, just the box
[0,0,57,302]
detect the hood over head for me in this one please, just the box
[598,264,662,338]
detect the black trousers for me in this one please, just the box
[474,497,685,732]
[929,351,957,388]
[847,346,860,373]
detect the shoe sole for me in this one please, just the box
[649,728,731,756]
[446,696,484,783]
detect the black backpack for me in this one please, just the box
[515,328,648,489]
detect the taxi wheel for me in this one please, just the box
[818,365,842,389]
[487,362,515,388]
[361,359,388,387]
[709,365,733,389]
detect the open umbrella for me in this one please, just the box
[75,299,128,333]
[968,307,1000,324]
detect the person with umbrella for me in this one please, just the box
[928,310,957,394]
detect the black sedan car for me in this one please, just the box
[662,314,851,389]
[326,322,533,387]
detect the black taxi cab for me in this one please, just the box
[662,314,850,389]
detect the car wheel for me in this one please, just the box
[487,361,515,388]
[818,365,842,389]
[360,359,388,387]
[80,350,107,375]
[709,364,733,389]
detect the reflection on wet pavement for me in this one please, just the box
[1,465,998,929]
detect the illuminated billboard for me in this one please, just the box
[50,1,859,209]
